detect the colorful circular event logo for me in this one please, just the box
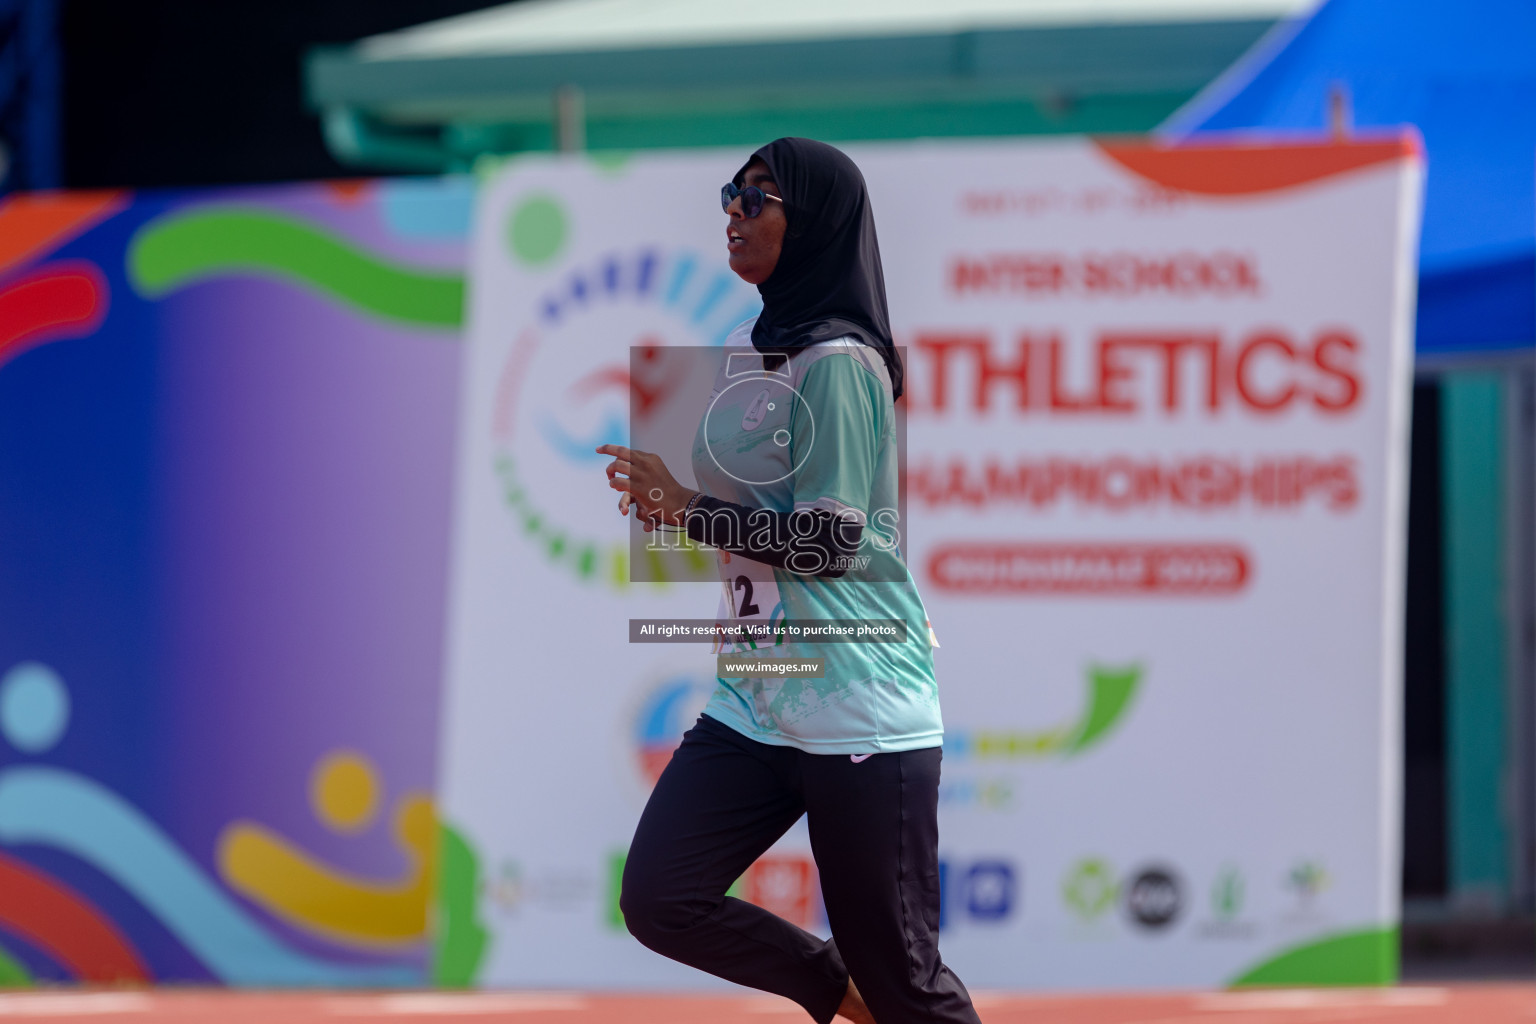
[631,675,715,787]
[490,198,760,588]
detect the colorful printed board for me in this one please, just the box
[0,179,469,985]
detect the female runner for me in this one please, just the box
[598,137,981,1024]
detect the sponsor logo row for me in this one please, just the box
[594,853,1020,934]
[1061,858,1332,936]
[487,851,1330,940]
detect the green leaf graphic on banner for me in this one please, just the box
[433,824,490,988]
[1229,927,1398,988]
[1062,665,1143,754]
[949,664,1142,761]
[127,209,465,327]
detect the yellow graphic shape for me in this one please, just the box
[311,751,379,833]
[218,790,435,948]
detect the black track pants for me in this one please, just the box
[620,714,982,1024]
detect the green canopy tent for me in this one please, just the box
[306,0,1313,170]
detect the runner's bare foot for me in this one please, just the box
[837,978,876,1024]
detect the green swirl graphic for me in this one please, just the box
[128,209,464,327]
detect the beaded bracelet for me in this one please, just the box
[674,491,702,531]
[653,491,702,534]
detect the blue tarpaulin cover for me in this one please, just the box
[1163,0,1536,357]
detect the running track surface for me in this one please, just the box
[0,987,1530,1023]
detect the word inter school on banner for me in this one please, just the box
[628,619,908,643]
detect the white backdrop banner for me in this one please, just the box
[436,137,1423,990]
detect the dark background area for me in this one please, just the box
[60,0,499,189]
[1404,382,1447,899]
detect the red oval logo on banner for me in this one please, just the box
[926,543,1250,595]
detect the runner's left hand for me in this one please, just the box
[597,444,697,531]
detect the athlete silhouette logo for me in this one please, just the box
[741,389,771,430]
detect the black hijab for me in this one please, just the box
[736,138,904,402]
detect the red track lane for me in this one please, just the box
[0,987,1529,1023]
[0,853,149,982]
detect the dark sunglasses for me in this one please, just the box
[721,182,784,219]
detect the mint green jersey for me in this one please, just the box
[691,320,943,755]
